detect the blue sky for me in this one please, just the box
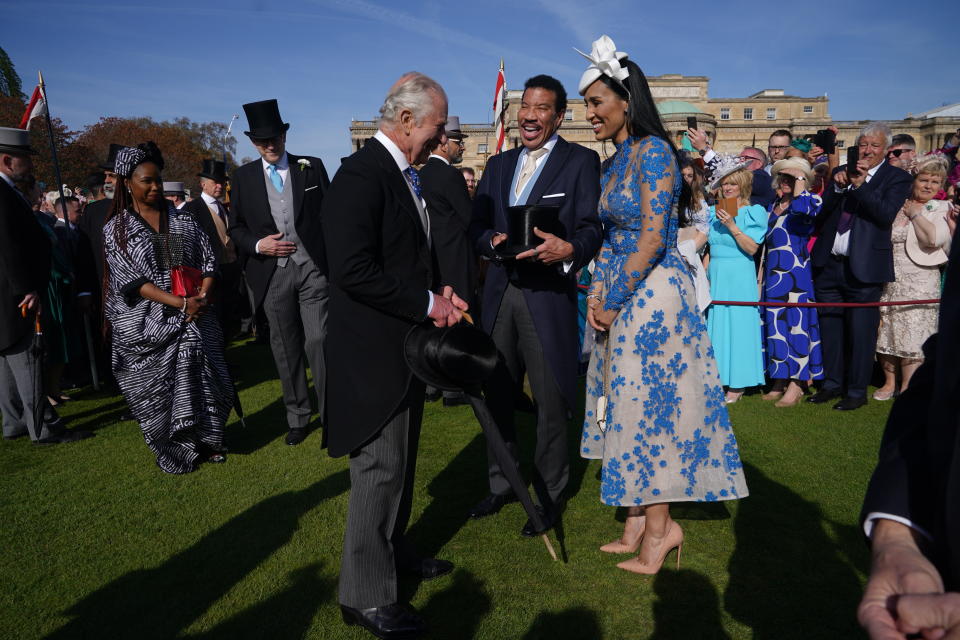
[3,0,957,172]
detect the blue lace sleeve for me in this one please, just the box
[604,137,676,311]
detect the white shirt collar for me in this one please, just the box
[374,130,410,172]
[200,192,218,205]
[866,160,884,180]
[261,152,289,172]
[520,133,559,158]
[428,153,450,166]
[0,171,15,190]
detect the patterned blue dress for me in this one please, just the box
[762,193,824,381]
[581,136,748,506]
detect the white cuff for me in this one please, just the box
[255,239,262,254]
[863,512,934,542]
[426,290,434,316]
[562,260,573,274]
[702,148,716,163]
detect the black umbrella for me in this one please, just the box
[404,319,558,561]
[22,305,45,440]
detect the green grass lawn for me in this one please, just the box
[0,339,890,639]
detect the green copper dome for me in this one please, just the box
[656,100,703,114]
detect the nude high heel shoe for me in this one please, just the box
[616,521,684,575]
[600,515,646,553]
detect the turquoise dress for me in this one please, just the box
[581,136,748,506]
[706,203,767,388]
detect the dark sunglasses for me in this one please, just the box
[888,149,912,158]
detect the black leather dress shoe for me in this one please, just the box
[833,396,867,411]
[467,493,514,519]
[340,603,425,639]
[806,388,841,404]
[521,501,564,537]
[34,429,95,445]
[400,558,453,580]
[424,388,442,403]
[442,394,469,407]
[285,428,308,446]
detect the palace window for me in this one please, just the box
[564,110,574,121]
[766,108,776,119]
[803,105,813,114]
[720,108,730,120]
[477,143,488,154]
[743,108,753,120]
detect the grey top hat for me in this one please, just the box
[445,116,468,139]
[163,181,185,196]
[0,127,34,155]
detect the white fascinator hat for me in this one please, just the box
[575,35,629,96]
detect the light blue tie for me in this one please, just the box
[267,164,283,193]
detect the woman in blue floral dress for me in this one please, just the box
[577,36,748,575]
[761,158,824,407]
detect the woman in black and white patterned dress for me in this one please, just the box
[103,143,233,473]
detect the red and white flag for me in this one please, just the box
[19,84,47,130]
[492,59,507,154]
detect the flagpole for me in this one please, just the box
[38,71,67,220]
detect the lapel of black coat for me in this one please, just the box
[289,152,306,219]
[242,159,274,231]
[367,138,428,238]
[499,147,522,213]
[526,136,571,204]
[0,177,32,217]
[366,138,432,269]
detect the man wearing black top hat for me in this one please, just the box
[185,159,241,339]
[468,75,602,534]
[0,127,92,444]
[227,99,330,446]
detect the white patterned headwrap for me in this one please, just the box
[575,35,629,96]
[113,146,148,178]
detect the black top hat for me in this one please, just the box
[242,99,290,139]
[403,322,498,392]
[197,158,228,182]
[99,143,124,170]
[496,205,563,259]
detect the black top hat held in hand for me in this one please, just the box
[497,205,563,259]
[242,99,290,139]
[99,143,124,170]
[403,323,498,392]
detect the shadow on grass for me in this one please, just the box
[189,562,334,640]
[420,569,491,639]
[521,606,602,639]
[226,397,290,455]
[724,462,865,638]
[47,470,349,640]
[651,569,730,639]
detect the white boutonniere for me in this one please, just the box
[298,158,310,172]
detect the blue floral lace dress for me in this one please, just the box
[581,136,749,506]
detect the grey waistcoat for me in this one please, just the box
[266,169,307,267]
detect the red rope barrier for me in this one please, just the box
[710,299,940,308]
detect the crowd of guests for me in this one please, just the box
[678,124,958,411]
[1,31,958,639]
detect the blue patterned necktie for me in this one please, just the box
[403,167,422,199]
[267,164,283,193]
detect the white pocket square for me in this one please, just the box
[542,193,565,198]
[304,185,319,192]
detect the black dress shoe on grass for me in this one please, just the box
[401,558,453,580]
[467,493,515,519]
[833,396,867,411]
[340,603,425,639]
[442,395,469,407]
[285,428,308,446]
[521,500,564,537]
[806,388,841,404]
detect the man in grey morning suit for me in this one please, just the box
[227,100,331,446]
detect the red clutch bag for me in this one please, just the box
[171,265,202,297]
